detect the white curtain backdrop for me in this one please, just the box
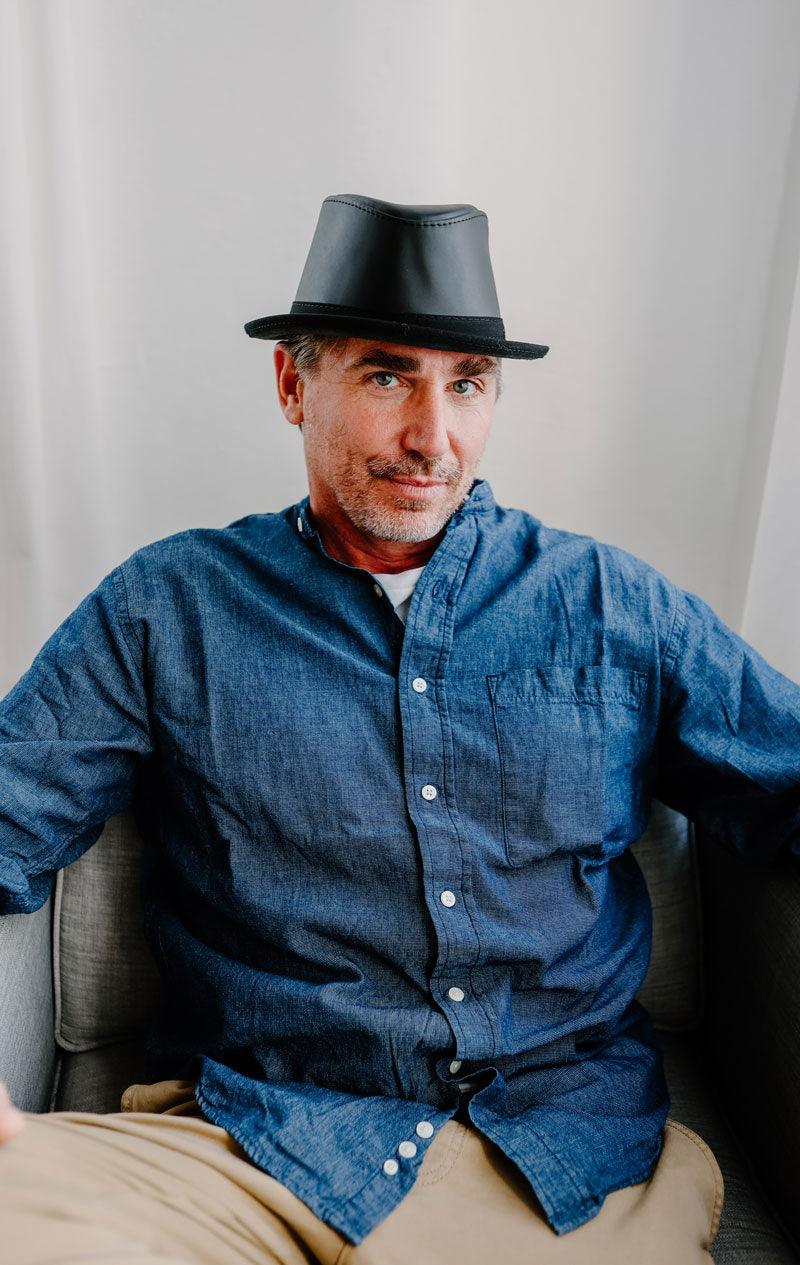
[740,85,800,682]
[2,0,800,693]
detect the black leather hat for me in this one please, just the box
[244,194,549,360]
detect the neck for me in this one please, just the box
[310,508,442,574]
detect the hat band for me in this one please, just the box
[289,301,506,340]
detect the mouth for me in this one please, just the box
[386,477,449,499]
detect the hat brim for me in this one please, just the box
[244,313,548,360]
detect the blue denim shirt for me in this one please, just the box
[2,479,799,1243]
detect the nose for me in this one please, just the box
[400,384,451,460]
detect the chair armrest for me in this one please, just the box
[699,833,800,1249]
[0,898,57,1111]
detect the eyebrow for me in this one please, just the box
[451,355,498,378]
[345,349,498,377]
[347,350,421,374]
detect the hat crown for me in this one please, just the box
[244,192,549,360]
[317,195,482,224]
[293,193,502,319]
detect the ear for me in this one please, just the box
[274,345,305,426]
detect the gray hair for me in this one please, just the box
[277,333,350,379]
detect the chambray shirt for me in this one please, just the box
[2,480,799,1243]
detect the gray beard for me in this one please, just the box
[335,454,469,542]
[338,494,466,543]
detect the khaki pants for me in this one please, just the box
[0,1080,724,1264]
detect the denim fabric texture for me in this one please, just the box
[2,479,799,1244]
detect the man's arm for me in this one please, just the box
[653,583,800,862]
[0,565,152,1137]
[0,565,152,914]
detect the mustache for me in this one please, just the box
[367,455,463,486]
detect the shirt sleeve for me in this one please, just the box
[653,584,800,864]
[0,566,152,914]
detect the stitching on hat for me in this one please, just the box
[326,198,484,228]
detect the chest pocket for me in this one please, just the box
[487,665,646,868]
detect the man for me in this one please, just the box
[1,194,798,1264]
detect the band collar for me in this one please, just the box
[445,478,495,530]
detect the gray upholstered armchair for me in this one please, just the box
[0,801,798,1264]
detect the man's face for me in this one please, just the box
[276,339,497,553]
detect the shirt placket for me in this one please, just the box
[397,529,496,1071]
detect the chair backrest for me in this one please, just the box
[51,798,704,1057]
[633,800,704,1031]
[53,812,160,1054]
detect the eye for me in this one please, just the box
[452,379,478,396]
[371,371,399,387]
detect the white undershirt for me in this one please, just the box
[370,566,426,624]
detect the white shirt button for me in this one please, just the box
[412,677,427,693]
[296,516,303,533]
[415,1120,434,1139]
[440,890,456,907]
[447,986,465,1002]
[383,1158,399,1176]
[449,1060,462,1074]
[373,583,383,597]
[421,784,437,801]
[398,1140,417,1159]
